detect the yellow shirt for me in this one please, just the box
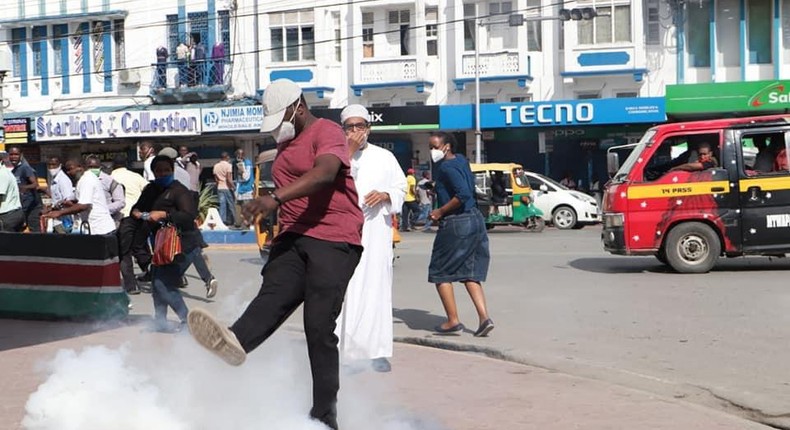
[405,175,417,202]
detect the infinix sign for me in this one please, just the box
[500,103,594,126]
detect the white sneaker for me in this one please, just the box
[206,278,218,299]
[187,308,246,366]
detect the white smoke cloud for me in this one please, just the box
[21,330,441,430]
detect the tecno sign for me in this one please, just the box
[500,103,594,126]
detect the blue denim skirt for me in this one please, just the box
[428,209,490,283]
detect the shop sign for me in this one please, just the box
[3,118,30,144]
[439,97,666,129]
[35,109,202,142]
[314,106,440,131]
[202,106,263,133]
[666,80,790,114]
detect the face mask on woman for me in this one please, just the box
[90,168,102,177]
[154,175,175,187]
[430,148,445,163]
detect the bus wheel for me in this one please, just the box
[664,222,720,273]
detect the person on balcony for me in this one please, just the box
[211,42,225,86]
[154,46,168,89]
[192,36,206,86]
[176,40,189,88]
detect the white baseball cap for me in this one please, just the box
[340,104,370,124]
[260,79,303,133]
[158,147,178,159]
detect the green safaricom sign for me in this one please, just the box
[666,80,790,115]
[748,82,790,108]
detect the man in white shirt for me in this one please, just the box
[111,155,148,217]
[43,159,116,236]
[46,157,75,234]
[86,156,125,225]
[0,151,24,232]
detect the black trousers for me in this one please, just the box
[22,200,42,233]
[230,233,362,427]
[118,217,152,288]
[0,208,25,232]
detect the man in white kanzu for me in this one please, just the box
[335,104,406,372]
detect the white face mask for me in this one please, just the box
[430,148,445,163]
[271,99,300,144]
[48,167,61,176]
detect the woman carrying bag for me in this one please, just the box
[131,155,201,332]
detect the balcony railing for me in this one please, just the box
[460,51,522,77]
[358,57,420,84]
[149,59,232,103]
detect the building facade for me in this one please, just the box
[1,0,789,186]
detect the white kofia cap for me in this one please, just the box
[340,104,370,124]
[260,79,303,133]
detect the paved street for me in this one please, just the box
[177,226,790,428]
[3,226,789,429]
[391,227,790,428]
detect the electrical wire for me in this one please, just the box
[0,0,597,92]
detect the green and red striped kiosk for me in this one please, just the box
[0,233,129,320]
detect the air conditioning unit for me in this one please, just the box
[118,69,141,86]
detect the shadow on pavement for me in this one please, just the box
[239,257,266,266]
[568,257,670,274]
[0,316,148,352]
[393,308,446,332]
[571,256,790,274]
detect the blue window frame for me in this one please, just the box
[687,1,711,68]
[219,10,231,61]
[748,0,772,63]
[53,24,69,94]
[32,26,46,77]
[167,14,179,60]
[11,28,25,78]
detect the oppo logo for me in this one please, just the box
[552,129,585,137]
[501,103,595,125]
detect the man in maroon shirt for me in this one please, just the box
[188,79,363,430]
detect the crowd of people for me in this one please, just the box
[0,77,495,429]
[0,143,224,332]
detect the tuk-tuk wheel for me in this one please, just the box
[485,223,494,230]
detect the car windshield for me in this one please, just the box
[611,129,657,183]
[533,173,567,190]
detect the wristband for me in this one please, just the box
[142,212,150,221]
[269,191,283,206]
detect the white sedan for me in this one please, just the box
[523,171,601,229]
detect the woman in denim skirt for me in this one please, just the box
[427,132,494,337]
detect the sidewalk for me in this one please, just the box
[0,319,770,430]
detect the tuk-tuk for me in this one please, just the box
[470,163,545,232]
[254,149,278,260]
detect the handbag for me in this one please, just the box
[152,223,182,266]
